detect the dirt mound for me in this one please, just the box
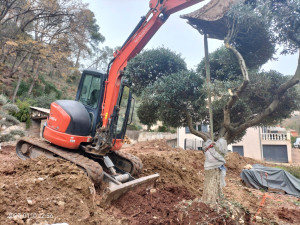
[112,185,246,225]
[226,152,259,174]
[122,139,181,155]
[137,150,204,196]
[113,185,195,225]
[277,207,300,224]
[1,140,299,225]
[0,155,117,225]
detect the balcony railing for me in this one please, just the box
[261,133,288,141]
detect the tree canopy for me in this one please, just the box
[0,0,109,102]
[126,0,300,144]
[139,70,206,128]
[124,47,187,95]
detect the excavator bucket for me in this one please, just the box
[100,173,159,206]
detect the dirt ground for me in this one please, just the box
[292,148,300,165]
[0,139,299,225]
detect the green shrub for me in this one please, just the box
[4,114,20,125]
[10,130,25,137]
[0,119,12,127]
[127,124,141,130]
[44,82,62,99]
[169,129,176,134]
[0,133,13,142]
[16,80,30,96]
[3,103,19,113]
[158,125,168,132]
[32,83,45,97]
[32,92,56,108]
[0,99,20,127]
[291,136,296,146]
[0,94,8,106]
[12,99,31,128]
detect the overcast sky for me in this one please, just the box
[82,0,298,76]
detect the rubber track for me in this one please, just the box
[16,137,104,185]
[114,151,143,176]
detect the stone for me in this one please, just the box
[58,201,65,206]
[255,216,262,222]
[150,188,157,194]
[27,199,33,205]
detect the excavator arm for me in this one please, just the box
[101,0,204,130]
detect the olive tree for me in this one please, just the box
[126,0,300,203]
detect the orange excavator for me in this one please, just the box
[16,0,203,203]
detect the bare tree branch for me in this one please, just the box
[220,39,249,137]
[233,49,300,135]
[185,110,210,141]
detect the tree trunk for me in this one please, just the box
[202,168,223,203]
[0,43,7,64]
[31,59,36,72]
[75,48,81,68]
[28,79,35,96]
[9,52,28,78]
[27,61,40,95]
[12,73,23,103]
[204,33,214,141]
[11,52,19,69]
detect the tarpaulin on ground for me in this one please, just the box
[241,164,300,197]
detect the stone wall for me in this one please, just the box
[126,130,177,144]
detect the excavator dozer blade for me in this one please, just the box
[101,173,159,206]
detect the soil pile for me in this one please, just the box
[1,140,299,225]
[0,151,121,225]
[225,152,258,175]
[113,186,245,225]
[138,150,205,195]
[123,139,182,154]
[113,185,195,225]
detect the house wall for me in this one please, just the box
[230,127,262,160]
[177,127,204,150]
[231,127,292,163]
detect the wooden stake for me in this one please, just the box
[204,33,214,141]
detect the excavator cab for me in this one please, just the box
[75,70,105,137]
[75,69,133,144]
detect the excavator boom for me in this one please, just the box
[101,0,204,128]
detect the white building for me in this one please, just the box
[177,126,292,163]
[177,124,208,150]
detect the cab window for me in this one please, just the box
[116,86,130,134]
[79,74,101,109]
